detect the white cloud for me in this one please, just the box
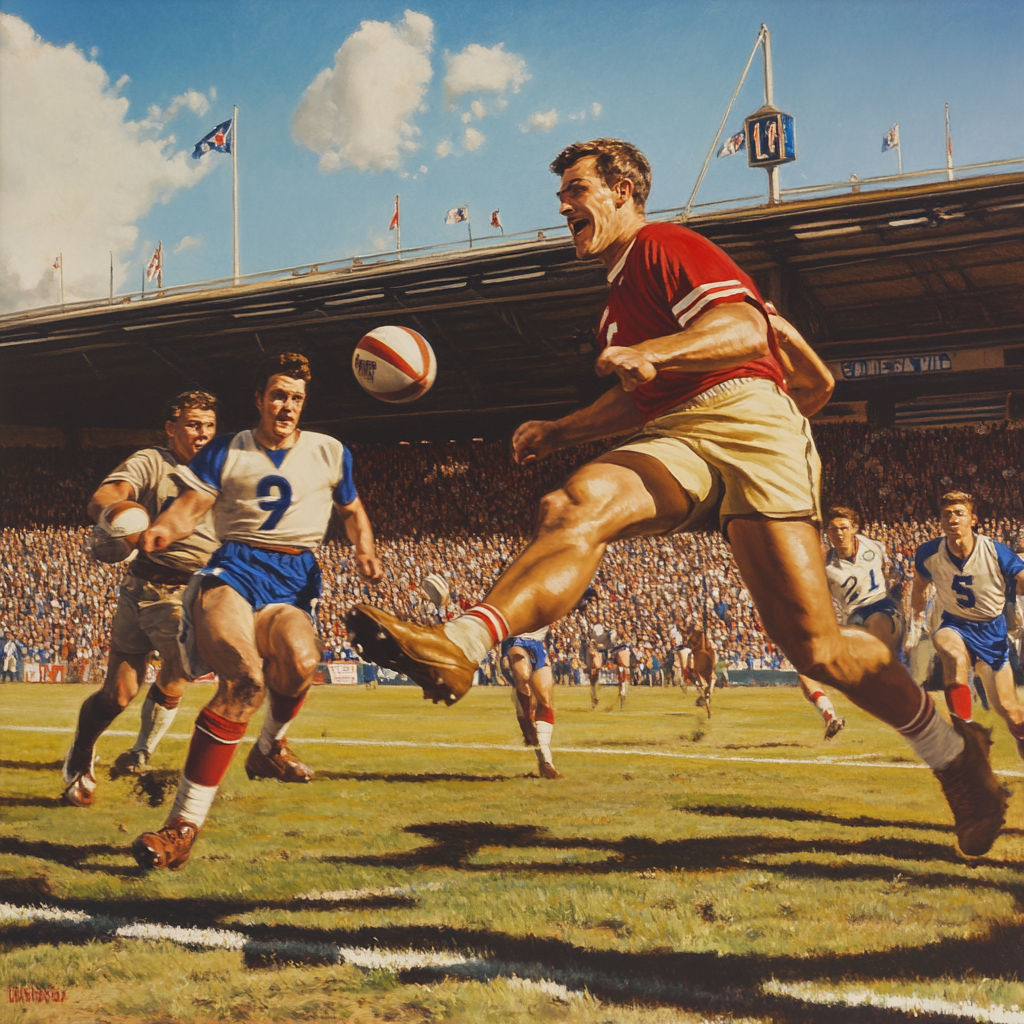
[463,126,484,151]
[442,42,528,108]
[142,88,212,131]
[419,164,428,174]
[470,99,486,120]
[173,235,202,254]
[0,14,211,313]
[522,108,558,133]
[460,111,472,124]
[591,102,602,117]
[436,138,452,158]
[292,9,434,174]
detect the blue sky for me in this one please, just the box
[1,1,1022,308]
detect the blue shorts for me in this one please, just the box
[848,596,901,629]
[937,612,1009,670]
[501,637,548,670]
[197,541,322,614]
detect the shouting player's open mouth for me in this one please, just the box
[568,218,592,255]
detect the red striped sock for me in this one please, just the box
[535,704,555,725]
[463,604,510,644]
[148,683,181,710]
[944,684,973,722]
[269,690,306,724]
[184,708,248,787]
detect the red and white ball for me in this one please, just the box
[352,326,436,403]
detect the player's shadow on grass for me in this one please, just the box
[0,836,136,876]
[325,819,1022,875]
[0,758,64,772]
[684,802,1024,838]
[0,795,65,809]
[315,769,522,784]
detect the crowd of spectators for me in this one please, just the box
[2,421,1022,680]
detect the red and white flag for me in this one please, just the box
[146,243,162,282]
[52,255,61,270]
[491,209,502,229]
[389,195,400,231]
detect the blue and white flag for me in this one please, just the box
[445,205,469,225]
[192,119,233,160]
[882,123,900,152]
[716,131,745,158]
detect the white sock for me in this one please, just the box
[810,690,835,722]
[444,606,506,665]
[257,712,292,755]
[134,696,179,755]
[535,720,554,765]
[898,691,964,770]
[167,778,218,828]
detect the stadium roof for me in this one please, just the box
[2,172,1021,441]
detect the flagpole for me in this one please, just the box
[896,124,902,176]
[59,253,65,307]
[945,103,951,180]
[109,252,113,304]
[467,210,473,249]
[396,194,401,256]
[232,104,240,284]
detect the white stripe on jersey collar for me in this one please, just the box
[606,238,638,283]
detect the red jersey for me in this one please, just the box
[598,222,784,423]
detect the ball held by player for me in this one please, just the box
[352,325,437,404]
[88,499,151,564]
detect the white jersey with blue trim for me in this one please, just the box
[175,429,357,550]
[915,533,1024,623]
[824,535,890,621]
[512,626,549,642]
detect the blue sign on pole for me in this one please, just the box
[744,106,796,167]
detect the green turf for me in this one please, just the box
[1,682,1022,1023]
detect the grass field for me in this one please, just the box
[2,681,1023,1024]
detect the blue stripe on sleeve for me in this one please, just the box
[994,540,1024,583]
[914,537,942,581]
[187,432,234,492]
[332,445,358,506]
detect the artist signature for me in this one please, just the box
[8,985,68,1003]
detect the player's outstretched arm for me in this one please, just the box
[335,496,384,581]
[905,571,931,651]
[87,482,135,523]
[598,304,769,391]
[513,385,642,465]
[142,489,216,553]
[770,313,835,417]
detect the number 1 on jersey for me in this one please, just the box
[257,475,292,531]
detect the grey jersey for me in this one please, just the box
[102,447,217,572]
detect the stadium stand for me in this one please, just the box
[2,423,1022,681]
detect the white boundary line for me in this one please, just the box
[3,724,1022,777]
[2,903,1021,1022]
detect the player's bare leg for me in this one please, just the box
[728,516,1006,856]
[247,603,320,782]
[348,453,690,703]
[518,659,562,779]
[116,642,191,775]
[616,651,630,708]
[932,627,976,722]
[976,662,1024,760]
[588,651,602,707]
[798,673,845,739]
[62,650,147,806]
[133,583,267,870]
[508,646,539,747]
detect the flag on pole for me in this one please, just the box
[445,205,469,225]
[491,210,502,229]
[716,131,745,158]
[882,123,900,152]
[389,195,400,231]
[192,119,233,160]
[146,243,162,282]
[52,255,61,270]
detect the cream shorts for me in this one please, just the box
[110,575,186,656]
[614,377,821,533]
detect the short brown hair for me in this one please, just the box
[550,138,652,208]
[939,491,975,513]
[163,389,218,424]
[827,506,861,530]
[254,352,311,394]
